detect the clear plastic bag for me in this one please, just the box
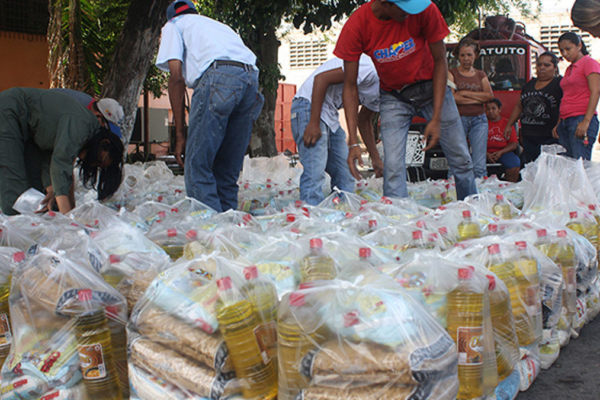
[12,188,46,215]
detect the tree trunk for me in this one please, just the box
[47,0,64,88]
[101,0,171,144]
[67,0,87,91]
[249,29,279,158]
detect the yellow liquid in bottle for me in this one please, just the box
[492,203,513,220]
[74,309,123,400]
[300,254,336,283]
[457,221,481,242]
[514,256,541,341]
[216,299,277,400]
[447,280,484,399]
[242,278,278,360]
[0,284,11,366]
[490,263,535,347]
[488,286,518,381]
[162,244,184,261]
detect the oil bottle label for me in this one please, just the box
[0,314,12,346]
[78,343,107,380]
[563,266,576,292]
[457,327,483,365]
[525,285,540,316]
[254,321,277,364]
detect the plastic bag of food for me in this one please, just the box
[129,254,278,399]
[67,200,119,229]
[183,230,245,260]
[277,273,459,400]
[355,179,382,203]
[12,188,45,215]
[465,193,520,221]
[317,191,366,213]
[91,221,167,256]
[45,226,109,274]
[0,221,37,251]
[5,248,129,399]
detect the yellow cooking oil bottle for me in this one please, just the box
[486,275,518,382]
[74,307,122,400]
[458,210,481,241]
[241,265,278,360]
[215,276,277,400]
[492,194,514,220]
[513,241,541,341]
[487,244,535,346]
[0,281,11,366]
[300,238,336,283]
[447,267,484,399]
[587,205,600,255]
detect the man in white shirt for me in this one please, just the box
[292,55,381,205]
[156,0,264,212]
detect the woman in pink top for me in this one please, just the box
[552,32,600,160]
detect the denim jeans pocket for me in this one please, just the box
[250,92,265,121]
[209,83,243,117]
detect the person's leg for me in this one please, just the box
[325,126,355,194]
[420,87,476,199]
[447,116,469,178]
[379,91,413,198]
[0,107,29,215]
[571,115,599,161]
[467,114,489,178]
[291,98,328,205]
[184,68,228,212]
[498,152,521,182]
[213,66,265,211]
[556,118,573,158]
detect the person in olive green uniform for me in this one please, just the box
[0,87,124,215]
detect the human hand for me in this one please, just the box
[36,186,55,214]
[486,153,495,163]
[575,120,590,140]
[371,156,384,178]
[303,122,322,148]
[490,151,502,163]
[503,126,513,141]
[175,135,186,169]
[422,120,441,152]
[552,121,560,139]
[347,145,363,180]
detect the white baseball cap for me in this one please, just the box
[97,98,124,125]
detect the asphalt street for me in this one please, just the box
[517,316,600,400]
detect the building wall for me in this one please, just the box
[0,31,49,91]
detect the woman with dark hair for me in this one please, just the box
[449,37,495,179]
[504,51,562,164]
[551,32,600,160]
[0,87,124,215]
[571,0,600,37]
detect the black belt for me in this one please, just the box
[212,60,253,71]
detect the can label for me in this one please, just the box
[78,343,107,380]
[254,321,277,364]
[0,313,12,346]
[457,327,483,365]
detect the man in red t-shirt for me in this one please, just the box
[486,98,520,182]
[334,0,476,200]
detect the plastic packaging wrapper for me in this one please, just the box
[0,221,37,252]
[408,180,454,209]
[129,254,279,399]
[240,154,299,186]
[67,201,119,229]
[183,230,245,260]
[465,193,520,221]
[355,179,382,203]
[91,221,167,256]
[5,248,129,399]
[133,201,177,227]
[381,252,514,399]
[44,227,109,274]
[12,188,45,215]
[214,225,270,253]
[146,221,197,261]
[317,191,366,214]
[277,272,459,400]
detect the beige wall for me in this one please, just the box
[0,31,49,91]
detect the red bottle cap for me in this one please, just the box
[536,229,547,237]
[243,266,259,280]
[286,214,296,223]
[496,194,504,202]
[109,255,121,264]
[488,224,498,233]
[589,204,597,211]
[486,275,496,290]
[295,200,303,208]
[462,210,471,218]
[360,199,368,205]
[171,207,179,213]
[290,292,305,307]
[186,230,198,241]
[158,211,166,218]
[310,238,323,249]
[217,277,232,291]
[243,214,252,222]
[368,220,377,228]
[167,228,177,237]
[569,211,578,219]
[557,230,568,238]
[412,230,423,240]
[515,241,527,249]
[12,252,25,263]
[78,289,93,301]
[439,227,448,235]
[488,244,500,255]
[458,268,473,280]
[416,220,426,228]
[344,311,360,327]
[298,282,315,290]
[332,197,340,204]
[359,247,371,258]
[345,212,354,219]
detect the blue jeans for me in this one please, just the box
[379,87,477,200]
[460,114,488,178]
[185,63,264,212]
[557,115,599,160]
[291,97,355,205]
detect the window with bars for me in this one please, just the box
[289,40,328,68]
[0,0,49,35]
[540,25,593,56]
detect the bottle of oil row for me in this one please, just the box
[556,230,577,317]
[215,276,277,400]
[488,244,535,347]
[492,194,514,220]
[74,309,122,400]
[587,205,600,256]
[513,241,542,342]
[486,275,518,382]
[300,238,336,283]
[447,267,484,399]
[458,210,481,242]
[241,265,278,361]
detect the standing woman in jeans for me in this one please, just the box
[552,32,600,160]
[449,38,494,178]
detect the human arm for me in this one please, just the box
[341,60,363,180]
[491,142,518,158]
[357,106,383,177]
[505,99,523,140]
[168,59,187,168]
[575,73,600,139]
[423,40,447,151]
[303,67,345,147]
[459,76,494,103]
